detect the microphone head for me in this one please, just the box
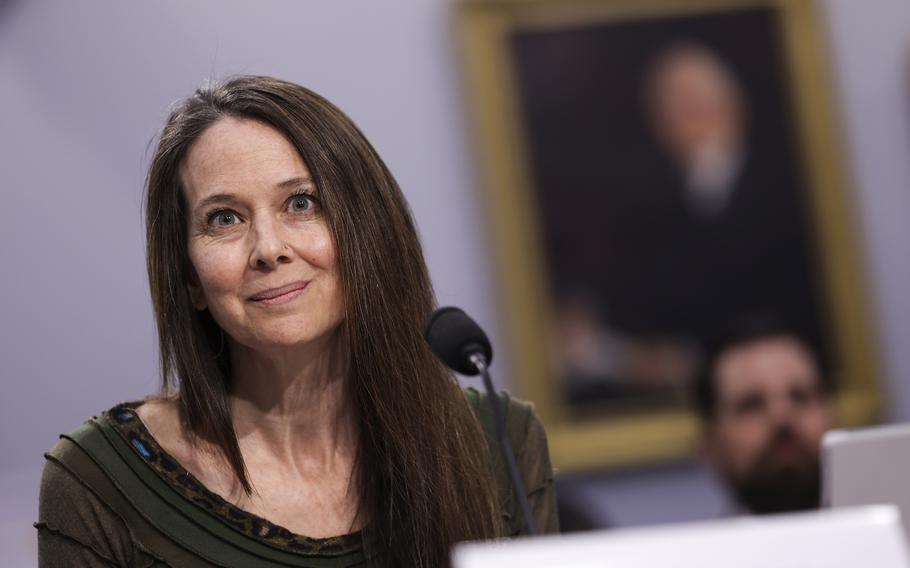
[424,307,493,376]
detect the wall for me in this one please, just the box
[1,0,908,564]
[824,0,910,422]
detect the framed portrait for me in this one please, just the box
[457,0,882,471]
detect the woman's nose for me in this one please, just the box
[249,218,291,270]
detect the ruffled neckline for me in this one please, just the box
[103,401,364,557]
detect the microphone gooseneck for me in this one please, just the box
[424,307,540,536]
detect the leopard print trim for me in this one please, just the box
[103,402,363,557]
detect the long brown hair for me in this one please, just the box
[145,76,499,566]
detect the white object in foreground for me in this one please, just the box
[824,422,910,543]
[453,505,910,568]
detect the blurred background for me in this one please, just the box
[2,0,909,565]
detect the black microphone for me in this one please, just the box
[424,306,539,536]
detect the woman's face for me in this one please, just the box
[180,116,343,352]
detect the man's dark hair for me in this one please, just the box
[693,317,833,421]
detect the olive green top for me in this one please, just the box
[36,389,558,567]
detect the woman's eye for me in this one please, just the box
[288,194,316,214]
[209,210,239,227]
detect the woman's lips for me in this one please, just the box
[249,281,309,305]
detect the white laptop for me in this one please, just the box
[823,422,910,542]
[452,505,910,568]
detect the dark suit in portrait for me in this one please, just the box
[509,8,828,408]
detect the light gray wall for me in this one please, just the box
[1,0,908,564]
[824,0,910,422]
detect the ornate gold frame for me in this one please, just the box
[456,0,882,471]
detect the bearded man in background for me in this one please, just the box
[695,322,835,513]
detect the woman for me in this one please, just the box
[36,76,557,567]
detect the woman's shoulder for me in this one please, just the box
[43,397,162,460]
[40,396,188,500]
[38,399,165,566]
[462,387,559,534]
[463,386,543,446]
[44,400,138,460]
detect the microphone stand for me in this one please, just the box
[469,352,539,536]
